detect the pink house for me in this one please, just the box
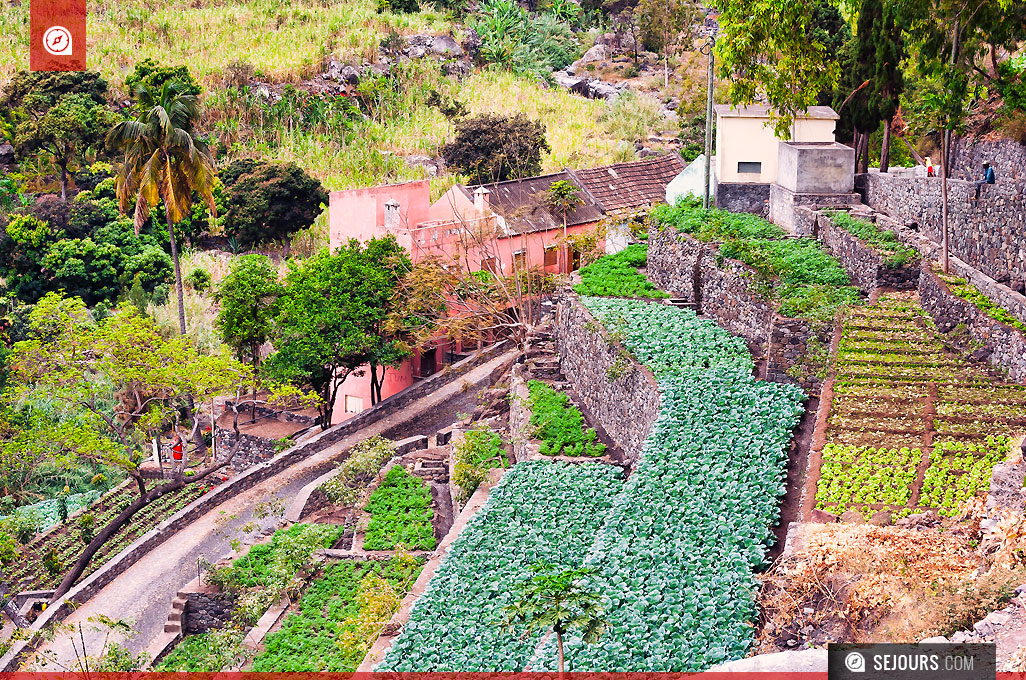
[326,154,686,423]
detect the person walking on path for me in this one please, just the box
[926,157,935,177]
[974,162,996,200]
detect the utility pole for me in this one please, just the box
[702,29,717,209]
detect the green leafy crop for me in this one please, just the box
[527,380,606,457]
[573,245,669,299]
[363,466,436,551]
[828,211,920,269]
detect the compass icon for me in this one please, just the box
[43,26,73,56]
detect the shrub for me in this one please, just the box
[470,0,580,79]
[220,159,329,248]
[452,426,505,501]
[125,58,201,98]
[185,267,212,293]
[440,113,550,183]
[320,436,396,506]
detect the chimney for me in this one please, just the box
[473,187,490,213]
[383,199,400,230]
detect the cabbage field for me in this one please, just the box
[380,297,805,672]
[377,460,625,671]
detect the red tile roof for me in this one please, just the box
[568,153,686,212]
[462,172,605,236]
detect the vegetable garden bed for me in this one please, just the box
[815,291,1026,519]
[526,380,606,457]
[4,482,208,591]
[573,244,668,299]
[378,460,625,671]
[363,466,436,551]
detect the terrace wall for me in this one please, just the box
[553,294,661,464]
[857,172,1026,287]
[815,213,920,294]
[716,182,771,217]
[646,226,819,388]
[919,267,1026,383]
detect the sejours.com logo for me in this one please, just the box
[828,642,996,680]
[845,651,867,673]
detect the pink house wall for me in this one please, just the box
[326,180,601,423]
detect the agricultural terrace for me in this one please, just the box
[527,380,606,457]
[574,244,668,299]
[816,291,1026,519]
[379,461,624,671]
[381,297,804,671]
[650,204,861,324]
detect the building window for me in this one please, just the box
[512,250,527,270]
[345,395,364,413]
[481,257,499,274]
[543,245,558,267]
[738,161,762,174]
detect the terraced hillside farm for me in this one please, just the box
[815,291,1026,520]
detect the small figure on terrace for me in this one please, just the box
[974,162,996,200]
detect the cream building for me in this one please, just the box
[714,104,840,184]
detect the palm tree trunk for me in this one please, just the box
[167,214,187,336]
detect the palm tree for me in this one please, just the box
[107,81,217,335]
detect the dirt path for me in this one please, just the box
[27,352,515,670]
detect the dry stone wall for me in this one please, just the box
[816,213,920,293]
[857,172,1026,287]
[647,226,820,389]
[950,138,1026,182]
[553,295,661,464]
[919,267,1026,383]
[717,182,771,217]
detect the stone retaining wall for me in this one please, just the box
[184,588,237,635]
[857,172,1026,287]
[717,182,771,217]
[816,213,920,293]
[646,226,821,389]
[950,137,1026,182]
[919,267,1026,383]
[553,295,661,464]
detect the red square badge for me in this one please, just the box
[30,0,86,71]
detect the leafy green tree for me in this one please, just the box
[215,254,283,421]
[441,113,550,183]
[11,93,116,200]
[9,293,310,599]
[0,172,26,213]
[501,562,606,678]
[220,159,328,249]
[2,71,107,110]
[542,179,584,272]
[265,238,411,428]
[107,81,218,336]
[124,58,202,99]
[712,0,844,137]
[835,0,904,172]
[0,214,64,303]
[637,0,696,87]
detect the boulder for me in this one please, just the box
[869,510,893,526]
[0,141,13,166]
[405,154,441,177]
[442,59,473,79]
[920,636,948,643]
[405,34,463,59]
[839,510,867,524]
[336,65,360,86]
[578,43,608,64]
[462,28,482,59]
[810,509,838,523]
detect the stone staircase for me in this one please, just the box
[524,321,564,380]
[163,594,187,634]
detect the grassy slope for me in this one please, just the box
[0,0,661,191]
